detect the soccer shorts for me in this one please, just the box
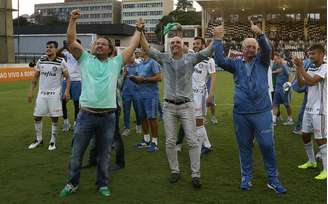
[302,112,327,139]
[33,96,63,117]
[193,88,207,118]
[140,96,158,119]
[273,89,291,106]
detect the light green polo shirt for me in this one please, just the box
[79,51,124,109]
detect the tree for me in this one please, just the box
[155,10,201,42]
[176,0,193,11]
[13,16,30,26]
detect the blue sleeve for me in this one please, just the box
[151,60,161,74]
[282,64,289,75]
[257,34,272,67]
[213,40,236,73]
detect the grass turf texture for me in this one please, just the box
[0,71,326,204]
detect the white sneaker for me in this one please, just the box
[48,142,56,151]
[211,116,218,124]
[292,129,302,135]
[122,128,130,136]
[283,120,294,126]
[176,144,182,152]
[63,123,71,132]
[136,125,142,134]
[28,140,43,149]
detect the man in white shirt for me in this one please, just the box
[293,44,327,180]
[28,41,70,151]
[57,40,82,131]
[176,37,217,155]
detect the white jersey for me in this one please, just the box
[62,50,81,81]
[268,61,274,93]
[36,56,68,98]
[305,63,327,115]
[192,57,216,90]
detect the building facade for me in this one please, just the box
[34,0,121,24]
[121,0,173,43]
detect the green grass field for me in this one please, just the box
[0,71,326,204]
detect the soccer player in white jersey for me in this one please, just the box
[194,37,217,154]
[293,44,327,180]
[179,37,217,154]
[57,40,82,132]
[27,41,71,151]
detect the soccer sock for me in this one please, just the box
[304,141,316,163]
[50,122,58,144]
[288,116,293,121]
[196,126,205,147]
[319,144,327,171]
[200,126,211,148]
[144,134,151,143]
[64,119,69,125]
[34,121,42,142]
[152,137,158,146]
[273,115,277,123]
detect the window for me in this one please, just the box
[115,39,120,47]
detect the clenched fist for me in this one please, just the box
[70,9,80,19]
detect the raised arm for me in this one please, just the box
[212,25,236,73]
[140,32,162,64]
[293,57,323,86]
[121,19,144,65]
[250,21,271,66]
[67,9,84,60]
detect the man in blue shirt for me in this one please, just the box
[213,22,287,194]
[130,50,161,152]
[121,54,142,136]
[272,53,293,126]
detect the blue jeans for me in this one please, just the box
[68,110,116,188]
[295,93,307,131]
[233,111,278,182]
[122,94,141,129]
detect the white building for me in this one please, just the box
[34,0,121,24]
[121,0,173,43]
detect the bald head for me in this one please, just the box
[170,36,184,58]
[242,38,259,60]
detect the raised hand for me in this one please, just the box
[70,9,81,19]
[250,21,262,35]
[213,25,224,39]
[292,56,303,69]
[136,17,145,31]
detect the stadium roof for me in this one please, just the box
[196,0,327,14]
[13,24,135,36]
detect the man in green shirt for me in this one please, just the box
[59,9,144,197]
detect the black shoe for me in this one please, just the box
[192,177,201,188]
[81,162,97,169]
[110,163,125,171]
[169,173,180,183]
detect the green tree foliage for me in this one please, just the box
[155,10,201,42]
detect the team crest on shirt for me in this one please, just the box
[52,66,57,72]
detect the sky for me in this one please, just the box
[11,0,201,18]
